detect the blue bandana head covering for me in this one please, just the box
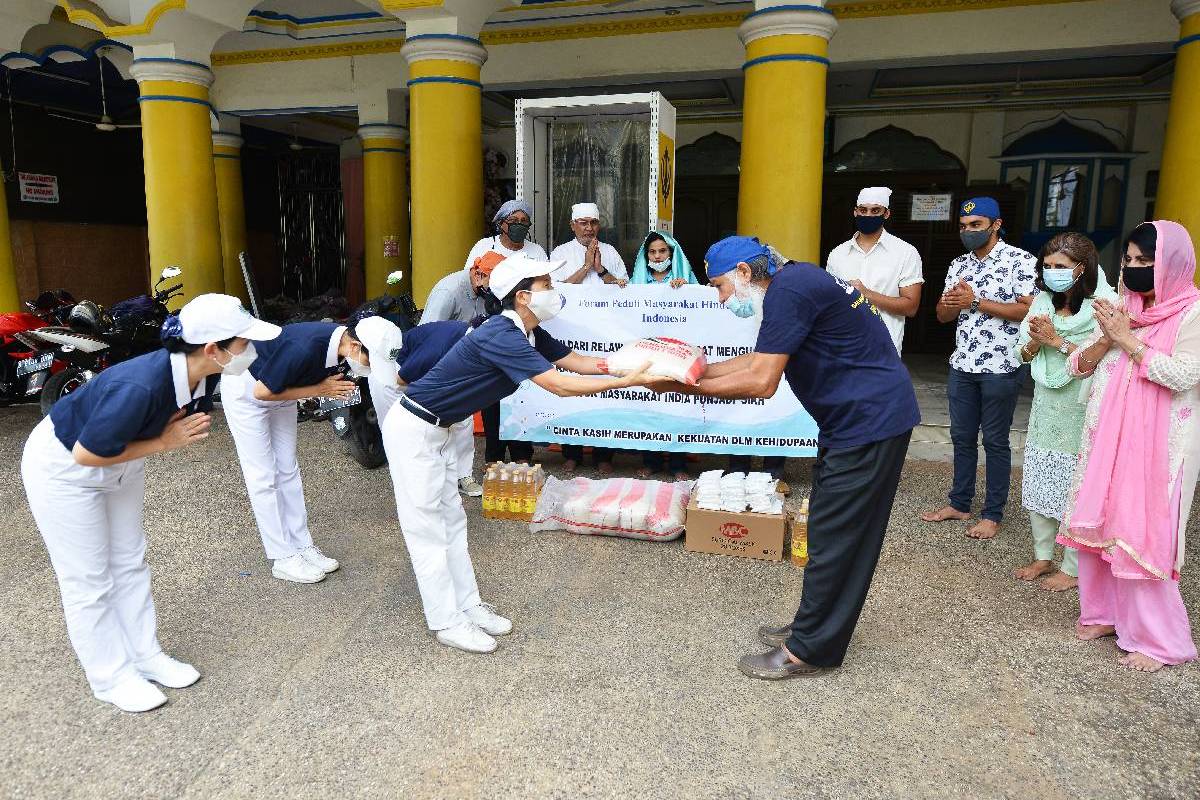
[630,231,698,285]
[704,235,779,279]
[960,196,1000,220]
[492,198,533,227]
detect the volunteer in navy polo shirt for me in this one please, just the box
[380,252,656,655]
[221,320,366,585]
[649,235,919,681]
[21,293,280,713]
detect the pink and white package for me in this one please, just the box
[605,337,707,385]
[530,476,694,541]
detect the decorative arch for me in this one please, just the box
[1002,118,1121,157]
[826,125,965,174]
[676,132,740,177]
[1003,112,1125,154]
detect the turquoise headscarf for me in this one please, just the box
[630,231,698,285]
[1017,272,1116,389]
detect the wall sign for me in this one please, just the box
[19,172,59,204]
[910,193,953,222]
[382,235,399,259]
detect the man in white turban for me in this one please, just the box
[548,202,628,288]
[825,186,924,354]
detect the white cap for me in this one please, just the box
[571,202,600,221]
[490,252,559,300]
[354,315,404,386]
[177,293,280,344]
[857,187,892,208]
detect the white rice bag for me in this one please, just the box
[606,337,707,385]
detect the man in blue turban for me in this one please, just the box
[649,235,920,680]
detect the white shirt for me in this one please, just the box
[943,240,1037,374]
[826,229,923,354]
[548,238,627,286]
[463,236,548,270]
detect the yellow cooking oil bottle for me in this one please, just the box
[482,464,499,519]
[791,498,809,567]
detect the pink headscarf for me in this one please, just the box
[1066,220,1200,580]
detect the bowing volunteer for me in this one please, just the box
[21,294,280,712]
[381,253,653,654]
[221,321,366,584]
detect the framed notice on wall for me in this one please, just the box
[910,193,952,222]
[19,172,59,204]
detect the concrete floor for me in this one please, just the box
[1,403,1197,800]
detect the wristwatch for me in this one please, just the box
[597,267,609,277]
[1057,340,1070,355]
[969,298,981,313]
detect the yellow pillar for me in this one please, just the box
[1158,0,1200,279]
[129,58,223,299]
[212,132,249,303]
[0,181,18,312]
[401,34,486,305]
[736,5,837,263]
[358,123,411,297]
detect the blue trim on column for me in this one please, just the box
[362,147,407,154]
[248,9,385,24]
[406,76,482,88]
[132,56,212,72]
[1177,33,1200,50]
[742,53,830,70]
[137,95,214,110]
[404,32,484,47]
[213,153,241,160]
[744,4,835,20]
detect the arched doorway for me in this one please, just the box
[673,132,740,279]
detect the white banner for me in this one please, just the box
[500,284,819,456]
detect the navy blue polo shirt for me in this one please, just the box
[248,322,341,394]
[755,261,920,449]
[50,349,217,457]
[397,320,470,384]
[404,314,570,425]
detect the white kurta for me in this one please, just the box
[826,229,923,353]
[463,236,548,270]
[548,238,628,286]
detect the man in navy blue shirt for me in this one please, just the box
[650,236,919,680]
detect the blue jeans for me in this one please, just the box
[947,367,1025,522]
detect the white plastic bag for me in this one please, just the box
[530,476,693,541]
[607,337,707,385]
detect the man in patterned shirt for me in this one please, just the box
[922,197,1035,539]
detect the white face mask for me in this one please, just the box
[346,354,371,378]
[525,289,566,323]
[217,342,257,376]
[650,256,672,269]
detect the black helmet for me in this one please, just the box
[67,300,103,334]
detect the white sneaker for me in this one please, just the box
[299,545,339,573]
[435,620,497,654]
[137,653,200,689]
[272,553,326,584]
[465,602,513,636]
[94,676,167,713]
[458,477,484,497]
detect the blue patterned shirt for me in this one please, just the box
[943,240,1037,374]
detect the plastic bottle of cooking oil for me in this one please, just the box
[482,464,498,519]
[791,498,809,567]
[521,470,538,520]
[496,466,512,520]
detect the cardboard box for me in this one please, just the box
[684,496,788,562]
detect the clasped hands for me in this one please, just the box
[941,280,976,312]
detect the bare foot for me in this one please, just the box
[1119,652,1165,672]
[598,462,614,476]
[1014,560,1054,581]
[1076,622,1116,641]
[562,459,578,473]
[1039,572,1078,593]
[966,519,1000,539]
[921,505,971,523]
[636,468,653,479]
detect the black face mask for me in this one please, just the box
[504,222,530,244]
[854,215,886,235]
[473,284,487,298]
[1122,266,1155,294]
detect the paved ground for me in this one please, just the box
[1,403,1197,800]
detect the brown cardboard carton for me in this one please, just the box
[684,496,788,562]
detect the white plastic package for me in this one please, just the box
[530,476,694,541]
[606,337,707,385]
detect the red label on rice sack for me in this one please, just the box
[607,337,707,385]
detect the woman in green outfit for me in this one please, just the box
[1016,232,1115,591]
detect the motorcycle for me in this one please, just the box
[0,311,63,406]
[24,267,184,415]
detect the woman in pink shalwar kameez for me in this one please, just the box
[1059,220,1200,672]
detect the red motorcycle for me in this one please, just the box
[0,311,63,406]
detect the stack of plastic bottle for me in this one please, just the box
[482,462,546,522]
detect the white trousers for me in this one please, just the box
[21,417,161,692]
[369,371,475,480]
[382,404,481,630]
[221,372,313,561]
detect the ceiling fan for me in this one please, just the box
[46,49,139,132]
